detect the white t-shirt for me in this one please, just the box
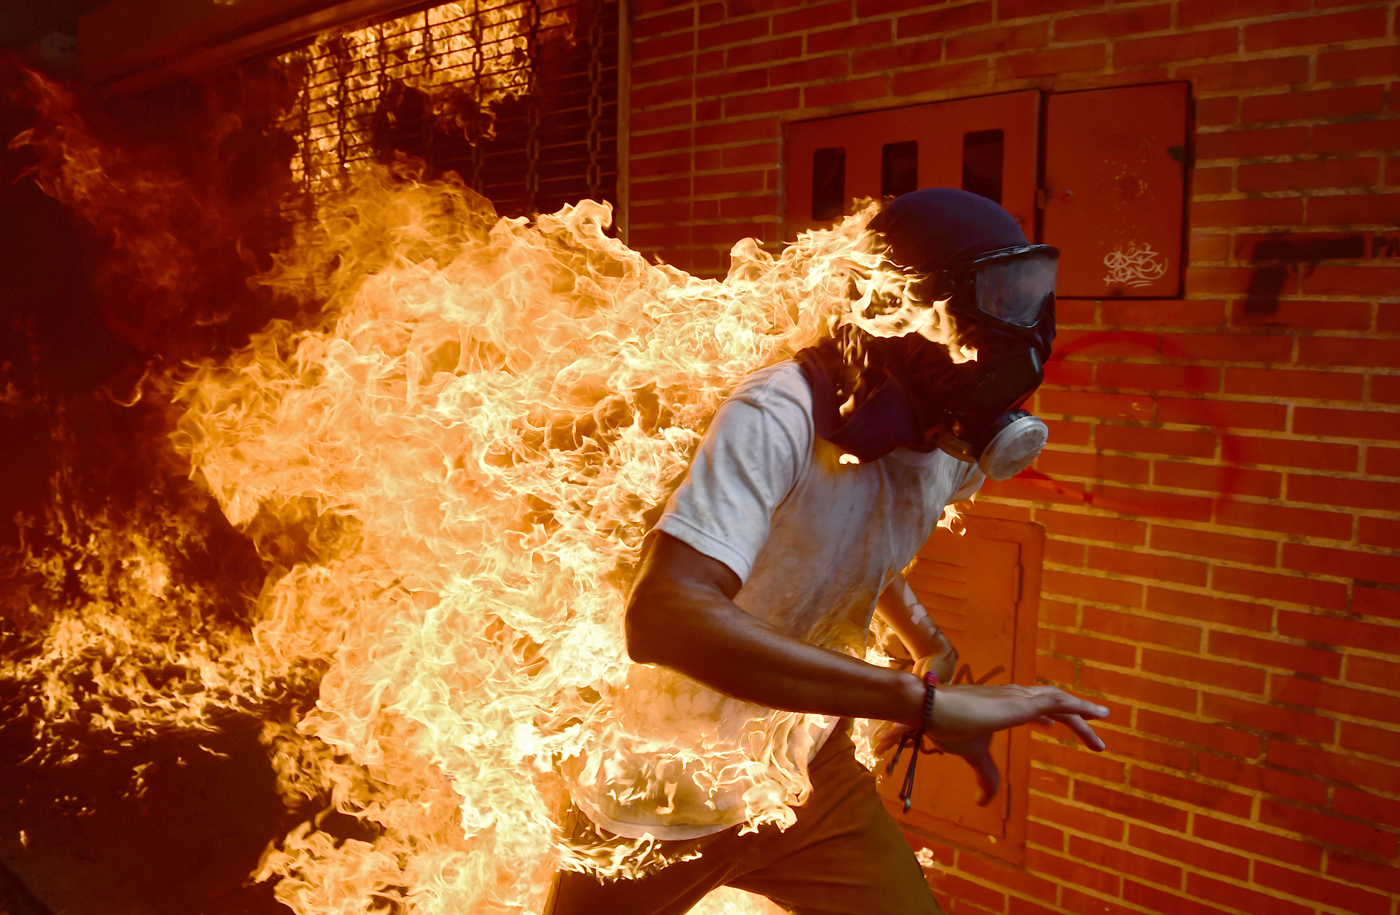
[569,361,982,840]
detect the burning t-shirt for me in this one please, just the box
[565,360,982,842]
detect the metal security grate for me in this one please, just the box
[276,0,618,219]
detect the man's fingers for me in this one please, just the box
[968,742,1000,806]
[1051,712,1106,751]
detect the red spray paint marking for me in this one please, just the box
[1012,329,1254,517]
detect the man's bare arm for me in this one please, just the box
[627,532,1109,748]
[875,572,958,682]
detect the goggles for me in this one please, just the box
[942,245,1059,330]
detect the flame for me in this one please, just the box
[4,63,963,915]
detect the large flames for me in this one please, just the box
[3,63,958,915]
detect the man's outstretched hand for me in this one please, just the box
[877,683,1109,806]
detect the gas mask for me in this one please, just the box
[924,244,1058,480]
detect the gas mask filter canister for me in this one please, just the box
[933,244,1058,480]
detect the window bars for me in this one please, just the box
[276,0,618,219]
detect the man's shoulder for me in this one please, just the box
[729,360,813,415]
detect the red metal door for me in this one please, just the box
[786,91,1041,240]
[876,516,1042,863]
[1042,81,1191,298]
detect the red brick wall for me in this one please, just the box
[624,2,1400,914]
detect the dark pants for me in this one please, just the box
[546,725,944,915]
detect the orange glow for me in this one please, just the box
[6,64,965,915]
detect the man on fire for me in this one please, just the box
[549,189,1110,915]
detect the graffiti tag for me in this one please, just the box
[1102,243,1170,288]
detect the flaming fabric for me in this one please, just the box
[4,69,958,915]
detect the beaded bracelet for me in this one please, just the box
[885,670,939,813]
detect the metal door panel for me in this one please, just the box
[786,91,1041,241]
[1043,81,1190,298]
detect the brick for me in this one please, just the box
[853,39,944,73]
[1279,609,1400,655]
[1366,447,1400,477]
[1315,119,1400,156]
[1327,851,1400,896]
[1213,497,1353,541]
[1334,785,1400,829]
[1097,426,1215,459]
[1043,360,1094,386]
[1187,265,1295,296]
[1158,397,1287,431]
[806,20,889,54]
[723,87,800,117]
[1201,692,1336,742]
[1075,781,1188,831]
[1115,28,1237,68]
[1124,880,1234,915]
[1130,824,1247,880]
[718,142,778,169]
[1045,418,1092,447]
[1318,45,1400,82]
[1150,525,1276,566]
[946,22,1048,59]
[1231,299,1372,332]
[1194,814,1324,869]
[719,194,779,218]
[1186,872,1312,915]
[1192,166,1232,195]
[1039,451,1150,486]
[1245,9,1389,53]
[1146,586,1272,631]
[1375,374,1400,405]
[1103,300,1224,328]
[1027,852,1120,899]
[999,0,1102,18]
[694,169,764,196]
[1307,193,1400,227]
[1288,475,1400,513]
[1260,799,1398,857]
[1215,570,1344,612]
[1269,738,1400,794]
[1069,834,1180,888]
[772,0,851,35]
[1086,547,1209,589]
[1208,630,1342,679]
[1056,330,1162,359]
[1305,264,1400,296]
[1090,485,1213,522]
[939,872,1006,912]
[1054,631,1135,667]
[1195,126,1307,161]
[1026,819,1065,851]
[1129,767,1251,818]
[1360,515,1400,548]
[1196,96,1237,126]
[1142,647,1267,694]
[1097,363,1219,394]
[1344,656,1400,693]
[1282,545,1400,587]
[1243,85,1386,124]
[1080,666,1197,712]
[1298,337,1400,370]
[996,44,1107,80]
[891,59,991,95]
[699,16,769,49]
[1153,462,1281,499]
[960,850,1058,902]
[1143,710,1257,759]
[1196,752,1329,806]
[1039,510,1146,545]
[1042,568,1142,607]
[1028,795,1125,841]
[1068,7,1171,42]
[1163,332,1294,364]
[983,474,1090,506]
[1033,735,1127,782]
[1097,724,1193,771]
[1180,56,1310,93]
[1273,675,1400,726]
[898,2,993,39]
[634,30,696,62]
[1190,232,1231,262]
[727,37,804,69]
[1083,605,1201,651]
[804,75,888,108]
[1039,390,1153,422]
[1194,196,1304,228]
[1223,367,1363,402]
[1177,0,1307,27]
